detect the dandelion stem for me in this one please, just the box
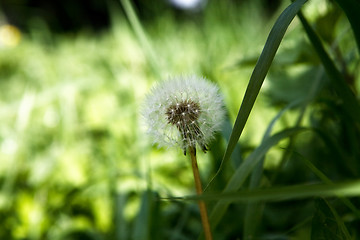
[189,147,213,240]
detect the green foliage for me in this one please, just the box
[334,0,360,54]
[311,199,352,240]
[0,0,360,239]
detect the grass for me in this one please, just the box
[0,0,360,239]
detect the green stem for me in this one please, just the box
[119,0,162,78]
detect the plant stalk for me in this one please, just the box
[189,147,213,240]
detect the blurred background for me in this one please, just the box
[0,0,359,239]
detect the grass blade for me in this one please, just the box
[213,0,308,185]
[132,190,158,240]
[119,0,162,78]
[174,180,360,202]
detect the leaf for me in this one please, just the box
[209,127,306,229]
[297,11,360,123]
[294,149,360,218]
[170,180,360,202]
[119,0,162,78]
[114,193,129,240]
[333,0,360,54]
[243,100,303,239]
[132,190,159,240]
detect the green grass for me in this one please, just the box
[0,0,360,239]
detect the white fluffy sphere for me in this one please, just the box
[142,75,224,154]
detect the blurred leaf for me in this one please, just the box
[266,67,325,106]
[235,39,318,69]
[243,100,303,239]
[297,11,360,123]
[209,127,306,230]
[314,7,342,44]
[133,191,151,240]
[311,199,352,240]
[119,0,162,78]
[114,193,129,240]
[132,190,159,240]
[297,152,360,218]
[334,0,360,54]
[62,230,103,240]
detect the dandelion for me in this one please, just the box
[142,75,224,240]
[142,75,224,155]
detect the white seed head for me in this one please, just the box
[142,75,224,153]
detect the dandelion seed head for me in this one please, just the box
[142,75,224,153]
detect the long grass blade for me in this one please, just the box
[212,0,308,185]
[119,0,162,78]
[172,180,360,202]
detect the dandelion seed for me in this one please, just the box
[142,75,224,154]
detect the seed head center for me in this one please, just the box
[166,100,201,126]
